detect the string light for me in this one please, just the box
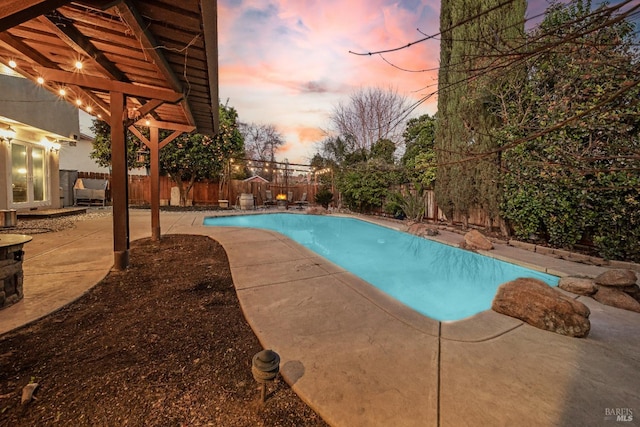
[75,99,82,106]
[36,76,44,84]
[58,88,66,96]
[8,60,17,68]
[74,60,83,70]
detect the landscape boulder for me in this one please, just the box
[621,285,640,303]
[492,278,591,338]
[464,229,493,251]
[594,269,637,287]
[305,206,328,215]
[407,223,439,237]
[558,276,597,296]
[592,286,640,313]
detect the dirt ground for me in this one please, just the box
[0,234,328,426]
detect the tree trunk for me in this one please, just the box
[499,217,511,239]
[168,173,187,207]
[183,176,196,206]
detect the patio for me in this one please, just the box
[1,209,638,426]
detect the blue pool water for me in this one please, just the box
[203,214,558,321]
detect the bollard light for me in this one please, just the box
[251,349,280,403]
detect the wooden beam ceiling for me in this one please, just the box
[0,0,218,135]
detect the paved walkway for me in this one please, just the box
[1,209,638,426]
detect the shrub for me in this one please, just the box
[314,188,334,209]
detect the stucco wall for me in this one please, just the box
[0,74,79,139]
[59,138,110,174]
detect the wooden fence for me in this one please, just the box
[125,175,317,207]
[100,174,493,228]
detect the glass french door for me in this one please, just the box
[11,143,47,205]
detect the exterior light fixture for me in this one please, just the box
[75,99,82,106]
[58,88,66,97]
[0,125,17,142]
[251,349,280,404]
[8,60,17,68]
[86,105,92,113]
[41,136,61,151]
[36,76,45,84]
[74,60,83,70]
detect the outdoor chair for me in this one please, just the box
[294,192,309,210]
[264,190,276,207]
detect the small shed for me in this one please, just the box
[243,175,270,184]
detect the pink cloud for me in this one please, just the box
[217,1,442,162]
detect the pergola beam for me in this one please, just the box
[38,12,128,81]
[38,67,184,103]
[128,124,184,241]
[115,1,198,130]
[133,118,195,134]
[0,0,70,32]
[111,90,129,270]
[201,0,219,133]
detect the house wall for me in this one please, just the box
[0,74,79,139]
[59,137,110,174]
[0,71,76,210]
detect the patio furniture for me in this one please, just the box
[264,190,276,207]
[74,178,108,206]
[294,192,309,210]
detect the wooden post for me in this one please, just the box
[149,126,160,241]
[110,91,129,270]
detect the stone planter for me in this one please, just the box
[0,234,32,310]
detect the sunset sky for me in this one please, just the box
[218,0,441,163]
[216,0,636,164]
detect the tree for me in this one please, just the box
[337,160,404,213]
[370,138,396,164]
[91,102,244,206]
[330,86,411,153]
[435,0,526,228]
[402,114,437,188]
[90,119,147,170]
[497,0,640,259]
[239,122,284,180]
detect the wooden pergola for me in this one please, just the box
[0,0,219,270]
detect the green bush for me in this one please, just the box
[314,188,334,209]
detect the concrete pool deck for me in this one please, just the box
[1,209,639,426]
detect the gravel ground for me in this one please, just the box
[0,208,112,235]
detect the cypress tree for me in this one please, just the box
[435,0,526,229]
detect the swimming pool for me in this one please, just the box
[203,213,558,321]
